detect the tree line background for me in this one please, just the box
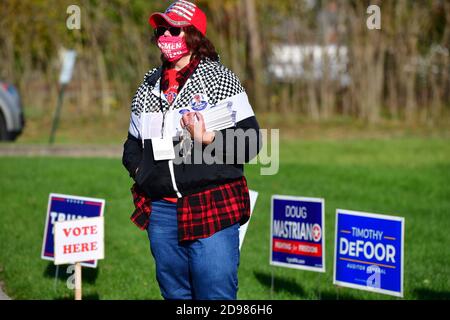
[0,0,449,133]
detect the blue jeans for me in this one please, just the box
[147,199,240,300]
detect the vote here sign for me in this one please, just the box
[54,216,104,265]
[334,209,405,297]
[41,193,105,268]
[270,195,325,272]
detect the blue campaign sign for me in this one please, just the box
[333,209,405,297]
[270,195,325,272]
[41,193,105,268]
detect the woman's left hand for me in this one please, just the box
[180,112,215,145]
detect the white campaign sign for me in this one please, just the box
[239,190,258,250]
[59,49,77,85]
[54,216,104,265]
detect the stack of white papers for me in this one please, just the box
[202,102,236,131]
[170,101,237,137]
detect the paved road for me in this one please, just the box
[0,283,11,300]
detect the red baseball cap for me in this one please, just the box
[149,1,207,36]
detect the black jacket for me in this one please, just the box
[122,59,262,198]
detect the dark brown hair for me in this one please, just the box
[153,25,219,63]
[183,26,219,62]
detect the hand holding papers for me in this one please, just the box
[178,101,236,138]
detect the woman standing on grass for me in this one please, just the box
[122,0,261,300]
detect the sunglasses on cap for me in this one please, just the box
[154,26,182,37]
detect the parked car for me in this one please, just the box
[0,81,25,141]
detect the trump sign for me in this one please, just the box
[270,195,325,272]
[333,209,405,297]
[41,193,105,268]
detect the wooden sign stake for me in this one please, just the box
[75,262,82,300]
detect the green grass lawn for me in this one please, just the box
[0,137,449,300]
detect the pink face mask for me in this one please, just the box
[157,36,190,62]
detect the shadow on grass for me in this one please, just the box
[253,270,305,297]
[318,289,357,300]
[43,263,99,285]
[412,288,450,300]
[54,293,100,300]
[254,270,361,300]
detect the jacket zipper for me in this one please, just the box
[164,78,192,198]
[167,72,209,198]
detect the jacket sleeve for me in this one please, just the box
[212,70,263,164]
[122,133,142,179]
[215,115,262,164]
[122,90,143,179]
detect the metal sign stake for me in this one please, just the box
[270,267,274,299]
[49,84,66,144]
[53,265,59,293]
[316,273,321,300]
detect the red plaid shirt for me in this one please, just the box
[130,176,251,241]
